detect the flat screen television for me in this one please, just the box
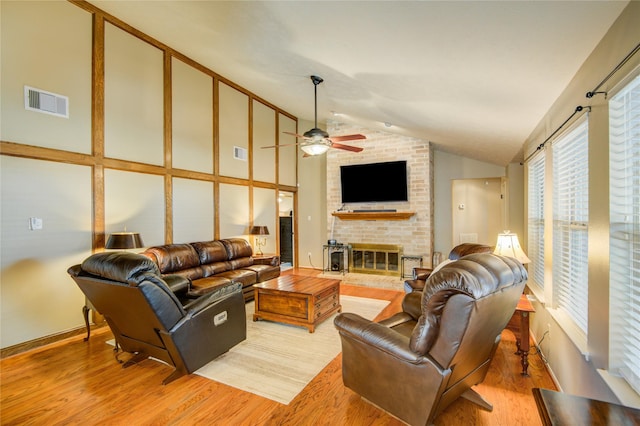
[340,160,408,203]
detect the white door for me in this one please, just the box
[451,177,505,247]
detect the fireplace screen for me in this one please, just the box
[350,243,402,276]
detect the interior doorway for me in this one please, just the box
[278,191,294,268]
[451,177,506,247]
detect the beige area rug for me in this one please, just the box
[194,295,389,405]
[318,271,404,291]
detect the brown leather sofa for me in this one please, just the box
[68,251,247,385]
[404,243,493,293]
[334,253,527,426]
[141,238,280,302]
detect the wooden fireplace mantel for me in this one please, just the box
[332,211,415,221]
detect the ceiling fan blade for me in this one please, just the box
[261,143,300,149]
[328,134,366,143]
[331,142,364,153]
[283,131,306,139]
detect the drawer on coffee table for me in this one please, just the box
[258,293,308,319]
[313,284,340,318]
[316,284,339,300]
[315,296,340,319]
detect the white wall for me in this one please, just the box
[433,150,506,255]
[523,1,640,405]
[297,119,328,269]
[0,1,297,349]
[0,157,92,346]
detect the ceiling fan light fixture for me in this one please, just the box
[303,127,329,139]
[301,143,330,156]
[264,75,364,156]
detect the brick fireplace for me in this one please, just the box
[326,121,434,270]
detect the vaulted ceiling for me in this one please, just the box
[90,1,628,166]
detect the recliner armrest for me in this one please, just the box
[378,312,415,328]
[378,292,422,326]
[164,274,190,296]
[413,267,433,280]
[402,291,423,318]
[254,255,280,266]
[334,312,421,362]
[182,282,243,316]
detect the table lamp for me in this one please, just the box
[494,231,530,264]
[105,232,144,250]
[250,226,269,255]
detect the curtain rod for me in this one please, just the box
[522,106,590,164]
[586,42,640,98]
[523,43,638,164]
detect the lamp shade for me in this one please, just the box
[105,232,144,249]
[494,231,530,264]
[300,143,330,156]
[249,226,269,236]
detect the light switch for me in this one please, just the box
[29,217,43,230]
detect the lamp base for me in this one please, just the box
[254,237,267,256]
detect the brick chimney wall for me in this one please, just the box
[326,120,434,266]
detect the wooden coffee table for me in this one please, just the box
[253,275,341,333]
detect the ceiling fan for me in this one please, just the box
[263,75,365,156]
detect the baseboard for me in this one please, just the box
[0,323,106,359]
[530,328,562,392]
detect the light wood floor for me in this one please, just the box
[1,267,555,425]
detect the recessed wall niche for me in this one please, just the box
[278,113,297,186]
[219,183,250,238]
[104,23,164,166]
[171,58,214,174]
[253,187,277,254]
[219,83,249,179]
[253,100,276,183]
[104,169,165,247]
[172,177,214,243]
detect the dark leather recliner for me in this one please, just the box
[404,243,494,293]
[335,253,527,426]
[68,251,246,385]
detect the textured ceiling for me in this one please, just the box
[90,1,628,165]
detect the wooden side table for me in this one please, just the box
[506,294,535,375]
[253,253,279,265]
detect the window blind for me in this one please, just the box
[528,153,545,289]
[552,117,589,334]
[609,73,640,395]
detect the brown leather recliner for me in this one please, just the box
[334,253,527,426]
[404,243,494,293]
[68,251,247,385]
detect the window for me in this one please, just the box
[609,73,640,395]
[552,118,589,334]
[528,153,546,289]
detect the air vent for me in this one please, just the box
[24,86,69,118]
[234,146,248,161]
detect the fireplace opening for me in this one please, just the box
[349,243,402,276]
